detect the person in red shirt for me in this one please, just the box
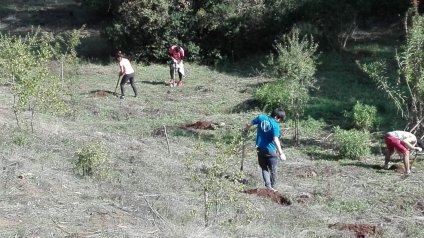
[168,45,185,87]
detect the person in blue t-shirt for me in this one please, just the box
[244,108,286,192]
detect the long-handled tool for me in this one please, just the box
[114,75,121,96]
[240,129,248,172]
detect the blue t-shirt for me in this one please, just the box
[251,115,280,151]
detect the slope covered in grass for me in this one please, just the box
[0,57,424,237]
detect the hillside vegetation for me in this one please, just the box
[1,1,424,238]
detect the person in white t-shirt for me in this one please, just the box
[384,130,423,175]
[116,52,137,99]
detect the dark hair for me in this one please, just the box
[417,139,424,149]
[116,51,125,59]
[271,108,286,121]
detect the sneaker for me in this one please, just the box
[405,170,411,176]
[120,95,125,99]
[177,81,184,86]
[168,80,175,87]
[383,164,389,170]
[266,186,277,192]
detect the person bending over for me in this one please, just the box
[384,130,423,175]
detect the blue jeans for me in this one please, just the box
[257,148,279,188]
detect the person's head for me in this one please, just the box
[175,46,181,52]
[270,108,286,122]
[115,51,124,61]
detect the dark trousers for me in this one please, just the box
[120,73,137,97]
[169,62,182,81]
[257,148,279,188]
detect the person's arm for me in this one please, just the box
[403,137,422,151]
[273,136,286,160]
[180,48,185,61]
[118,64,125,76]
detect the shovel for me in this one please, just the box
[114,76,121,96]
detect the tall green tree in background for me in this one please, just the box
[103,0,411,63]
[362,6,424,135]
[255,28,319,144]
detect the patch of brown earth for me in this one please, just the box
[389,164,404,173]
[244,188,291,206]
[295,168,318,178]
[329,223,383,238]
[93,90,111,97]
[182,121,215,130]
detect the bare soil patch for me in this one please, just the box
[329,223,383,238]
[92,90,112,97]
[389,164,404,173]
[244,188,292,206]
[182,121,216,130]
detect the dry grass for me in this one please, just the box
[1,1,424,238]
[0,60,424,238]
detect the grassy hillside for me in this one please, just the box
[0,57,424,237]
[1,1,424,238]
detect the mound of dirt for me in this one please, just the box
[244,188,291,206]
[389,164,404,173]
[182,121,215,130]
[93,90,111,97]
[329,223,383,238]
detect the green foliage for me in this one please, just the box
[256,28,318,142]
[74,142,111,179]
[345,101,377,131]
[329,199,368,213]
[12,130,30,146]
[254,80,286,111]
[0,28,83,131]
[333,127,370,160]
[184,130,260,226]
[299,116,326,135]
[361,11,424,134]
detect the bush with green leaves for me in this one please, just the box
[184,130,260,227]
[361,9,424,135]
[0,28,82,132]
[256,27,318,143]
[345,101,377,131]
[333,127,371,160]
[74,142,111,179]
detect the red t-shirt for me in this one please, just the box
[169,46,184,61]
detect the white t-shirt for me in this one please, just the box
[387,131,414,141]
[119,58,135,75]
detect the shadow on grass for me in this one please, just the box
[287,137,340,161]
[232,99,261,113]
[341,161,384,171]
[140,80,167,86]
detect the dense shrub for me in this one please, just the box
[352,101,377,131]
[333,127,371,160]
[74,142,111,179]
[256,28,318,142]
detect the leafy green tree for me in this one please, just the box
[256,28,319,143]
[361,8,424,135]
[0,29,82,132]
